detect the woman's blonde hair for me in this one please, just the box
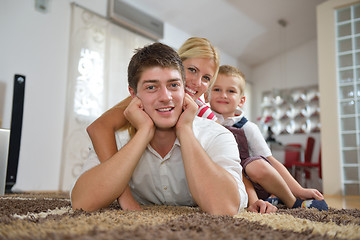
[178,37,220,89]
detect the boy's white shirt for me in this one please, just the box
[213,108,272,158]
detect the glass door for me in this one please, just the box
[336,3,360,195]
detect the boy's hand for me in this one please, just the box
[247,199,277,214]
[176,94,198,136]
[297,188,324,201]
[124,97,155,137]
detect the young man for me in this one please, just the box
[70,43,248,216]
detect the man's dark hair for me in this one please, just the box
[128,42,185,93]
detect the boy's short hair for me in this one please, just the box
[218,65,246,96]
[128,42,185,93]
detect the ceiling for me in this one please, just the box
[125,0,327,67]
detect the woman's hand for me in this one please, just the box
[247,199,278,214]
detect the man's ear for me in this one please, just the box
[238,96,246,108]
[129,86,136,98]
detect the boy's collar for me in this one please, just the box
[213,107,244,126]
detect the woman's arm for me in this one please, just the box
[87,96,142,210]
[87,96,132,161]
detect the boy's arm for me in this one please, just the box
[176,95,242,216]
[245,122,324,201]
[87,96,132,161]
[72,97,155,211]
[267,156,324,200]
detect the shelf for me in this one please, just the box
[343,163,360,167]
[259,85,320,136]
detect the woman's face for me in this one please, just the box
[182,58,217,101]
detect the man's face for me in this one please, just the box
[132,66,184,130]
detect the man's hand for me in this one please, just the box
[124,96,155,139]
[247,199,278,214]
[175,93,198,136]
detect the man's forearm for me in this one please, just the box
[178,128,240,215]
[71,129,151,211]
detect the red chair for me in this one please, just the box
[318,148,322,179]
[292,137,320,187]
[283,143,302,177]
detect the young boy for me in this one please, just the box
[70,44,248,215]
[205,65,328,213]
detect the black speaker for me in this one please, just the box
[5,74,25,193]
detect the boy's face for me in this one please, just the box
[207,74,245,119]
[131,66,184,129]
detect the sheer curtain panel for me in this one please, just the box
[60,4,152,191]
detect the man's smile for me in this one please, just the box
[156,107,174,112]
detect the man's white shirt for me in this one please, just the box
[75,117,248,212]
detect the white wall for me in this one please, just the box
[251,39,319,120]
[0,0,238,192]
[0,0,72,191]
[249,39,321,178]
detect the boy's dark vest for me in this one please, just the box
[226,117,272,200]
[225,117,250,161]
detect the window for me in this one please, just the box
[336,3,360,195]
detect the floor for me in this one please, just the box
[289,171,360,210]
[324,195,360,209]
[4,191,360,210]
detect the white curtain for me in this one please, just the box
[60,4,152,191]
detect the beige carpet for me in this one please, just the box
[0,192,359,240]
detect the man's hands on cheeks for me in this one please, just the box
[124,96,155,141]
[175,93,198,137]
[247,199,277,214]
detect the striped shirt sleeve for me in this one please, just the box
[195,98,217,121]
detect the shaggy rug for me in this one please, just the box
[0,192,359,240]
